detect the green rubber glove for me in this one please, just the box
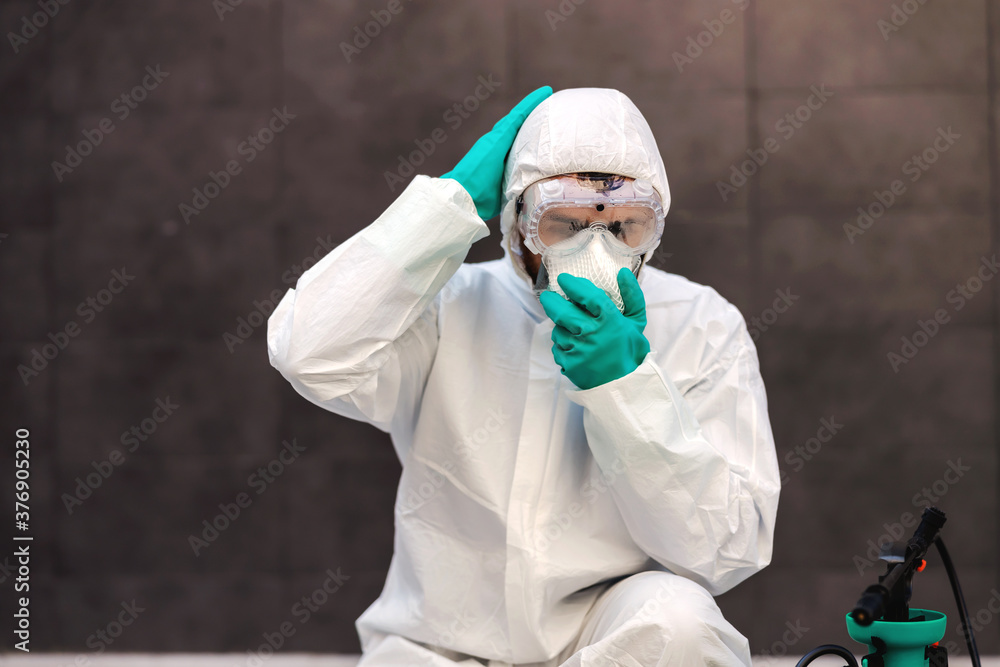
[441,86,553,220]
[539,268,651,390]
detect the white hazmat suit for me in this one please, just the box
[267,88,781,666]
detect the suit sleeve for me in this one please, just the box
[566,303,781,595]
[266,175,489,457]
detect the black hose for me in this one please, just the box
[935,537,981,667]
[794,644,860,667]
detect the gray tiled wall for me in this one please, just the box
[1,0,997,658]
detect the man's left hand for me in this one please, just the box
[539,268,650,390]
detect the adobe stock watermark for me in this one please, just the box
[877,0,929,41]
[672,0,749,73]
[17,267,135,386]
[397,461,458,515]
[927,588,1000,657]
[188,438,306,556]
[717,84,834,202]
[433,609,483,651]
[223,235,339,353]
[748,288,799,341]
[384,74,502,192]
[887,254,998,373]
[7,0,71,54]
[340,0,413,62]
[844,126,960,244]
[178,106,296,224]
[51,65,170,182]
[634,580,679,625]
[641,250,675,272]
[778,416,844,486]
[955,588,1000,636]
[33,599,146,659]
[545,0,587,31]
[755,620,811,665]
[84,599,145,655]
[244,567,350,666]
[61,397,180,515]
[212,0,254,22]
[0,554,16,585]
[398,406,509,514]
[223,289,285,353]
[454,407,509,462]
[853,458,971,575]
[536,452,633,553]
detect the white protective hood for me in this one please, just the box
[499,88,671,278]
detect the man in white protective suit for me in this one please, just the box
[266,86,781,666]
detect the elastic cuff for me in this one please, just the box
[432,175,478,218]
[565,352,663,403]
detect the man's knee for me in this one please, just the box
[623,572,720,633]
[572,572,751,664]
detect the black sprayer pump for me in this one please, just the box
[794,507,981,667]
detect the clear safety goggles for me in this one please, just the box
[516,174,665,256]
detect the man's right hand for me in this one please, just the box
[440,86,552,220]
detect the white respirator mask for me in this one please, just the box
[515,173,665,313]
[537,225,640,313]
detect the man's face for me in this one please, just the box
[517,173,650,282]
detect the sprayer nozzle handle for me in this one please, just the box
[851,588,887,627]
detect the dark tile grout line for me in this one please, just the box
[507,2,519,104]
[43,0,61,588]
[746,84,988,97]
[987,0,1000,625]
[270,0,292,598]
[12,82,991,123]
[744,2,762,319]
